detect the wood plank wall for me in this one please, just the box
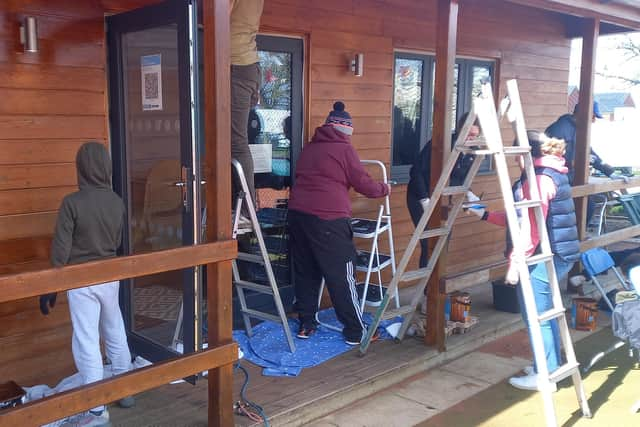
[0,0,109,386]
[0,0,571,386]
[260,0,572,279]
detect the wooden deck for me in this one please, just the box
[109,282,526,427]
[105,243,633,426]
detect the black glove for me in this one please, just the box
[39,293,58,315]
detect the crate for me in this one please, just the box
[445,316,480,336]
[0,381,24,410]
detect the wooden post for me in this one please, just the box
[426,0,458,351]
[574,18,599,242]
[203,0,233,426]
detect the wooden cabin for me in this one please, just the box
[2,0,640,425]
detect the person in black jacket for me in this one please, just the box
[546,101,629,221]
[406,113,480,267]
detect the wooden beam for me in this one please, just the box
[572,177,640,198]
[505,0,640,30]
[580,224,640,251]
[203,0,233,426]
[426,0,459,351]
[0,241,236,303]
[0,343,237,427]
[574,17,599,242]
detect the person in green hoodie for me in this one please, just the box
[42,142,133,427]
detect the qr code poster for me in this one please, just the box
[141,54,163,111]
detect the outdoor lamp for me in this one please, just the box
[351,53,364,77]
[20,16,38,53]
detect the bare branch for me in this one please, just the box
[596,71,640,86]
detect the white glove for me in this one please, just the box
[467,191,480,202]
[505,263,519,285]
[610,173,629,184]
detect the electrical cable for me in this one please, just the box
[234,362,270,427]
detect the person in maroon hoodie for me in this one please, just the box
[288,102,390,345]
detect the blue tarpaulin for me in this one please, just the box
[233,308,401,376]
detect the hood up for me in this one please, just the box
[534,154,569,174]
[310,124,351,144]
[76,142,113,190]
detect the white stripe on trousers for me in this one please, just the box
[346,261,365,333]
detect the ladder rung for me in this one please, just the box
[514,200,542,209]
[401,267,433,282]
[241,308,282,324]
[234,280,274,294]
[503,146,531,155]
[548,362,580,383]
[381,305,415,320]
[442,186,468,196]
[237,253,265,264]
[420,228,449,239]
[455,146,489,155]
[526,253,554,266]
[538,307,566,322]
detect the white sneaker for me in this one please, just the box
[523,365,534,375]
[61,409,111,427]
[509,373,557,392]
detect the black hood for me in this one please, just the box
[76,142,112,189]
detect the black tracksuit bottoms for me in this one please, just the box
[289,210,365,342]
[406,191,429,268]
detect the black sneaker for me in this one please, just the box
[345,329,379,346]
[297,324,317,339]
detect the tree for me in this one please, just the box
[597,34,640,86]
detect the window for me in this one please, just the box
[392,54,433,183]
[391,53,494,183]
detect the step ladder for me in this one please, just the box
[231,159,296,352]
[315,160,398,332]
[360,80,591,426]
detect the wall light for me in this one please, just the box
[20,16,38,53]
[351,53,364,77]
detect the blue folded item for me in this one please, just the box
[233,308,401,377]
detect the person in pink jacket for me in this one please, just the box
[470,131,580,391]
[288,102,390,345]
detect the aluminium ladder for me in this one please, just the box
[315,160,399,332]
[231,159,296,352]
[360,80,591,426]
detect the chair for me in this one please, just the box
[581,248,631,311]
[139,159,184,251]
[580,248,635,375]
[618,194,640,226]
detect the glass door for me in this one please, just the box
[230,35,304,327]
[107,0,200,362]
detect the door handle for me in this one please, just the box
[174,181,186,187]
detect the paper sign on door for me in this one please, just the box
[141,54,163,111]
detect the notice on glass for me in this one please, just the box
[249,144,272,174]
[141,54,163,111]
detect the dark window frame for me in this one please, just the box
[390,53,495,183]
[390,52,434,183]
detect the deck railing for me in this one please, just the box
[0,241,237,427]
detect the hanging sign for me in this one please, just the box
[141,54,163,111]
[249,144,273,173]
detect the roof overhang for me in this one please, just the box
[505,0,640,35]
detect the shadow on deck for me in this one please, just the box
[109,268,624,427]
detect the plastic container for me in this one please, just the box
[492,280,521,313]
[571,298,598,331]
[449,291,471,323]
